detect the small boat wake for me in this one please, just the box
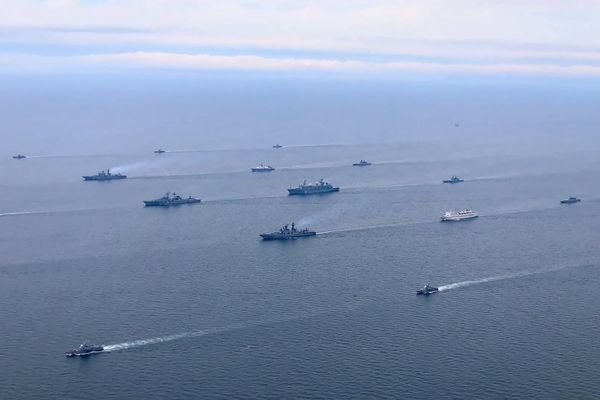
[99,302,361,355]
[438,271,529,292]
[103,330,212,352]
[438,262,595,292]
[103,321,251,352]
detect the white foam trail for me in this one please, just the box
[100,301,363,354]
[437,262,594,292]
[0,211,37,217]
[438,271,529,291]
[102,320,271,352]
[103,330,211,352]
[318,221,425,235]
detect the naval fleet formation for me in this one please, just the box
[10,145,585,355]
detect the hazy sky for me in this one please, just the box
[2,0,600,76]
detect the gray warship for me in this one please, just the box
[288,179,339,195]
[154,149,166,154]
[443,176,464,184]
[12,154,26,159]
[352,160,371,166]
[560,196,581,204]
[144,192,201,207]
[65,341,104,357]
[82,169,126,181]
[260,223,316,240]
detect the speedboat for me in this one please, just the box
[416,284,439,295]
[65,342,104,357]
[560,196,581,204]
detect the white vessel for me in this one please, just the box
[252,164,275,172]
[440,209,478,221]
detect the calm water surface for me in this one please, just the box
[1,77,600,399]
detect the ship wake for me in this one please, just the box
[437,271,529,291]
[438,262,595,292]
[101,302,360,354]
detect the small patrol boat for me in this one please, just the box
[273,144,283,149]
[154,149,166,154]
[12,154,26,159]
[560,196,581,204]
[252,164,275,172]
[260,223,316,240]
[82,169,127,181]
[65,342,104,357]
[352,160,371,166]
[443,176,464,184]
[416,284,439,295]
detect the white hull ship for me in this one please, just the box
[252,164,275,172]
[440,209,478,221]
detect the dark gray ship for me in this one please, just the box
[260,223,316,240]
[82,169,126,181]
[560,196,581,204]
[288,179,339,195]
[273,144,283,149]
[443,176,464,184]
[12,154,26,159]
[144,192,201,207]
[416,284,439,295]
[154,149,166,154]
[65,342,104,357]
[352,160,371,166]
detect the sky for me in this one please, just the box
[1,0,600,77]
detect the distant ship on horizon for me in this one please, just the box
[252,164,275,172]
[560,196,581,204]
[273,144,283,149]
[352,160,371,167]
[12,154,26,159]
[443,176,464,184]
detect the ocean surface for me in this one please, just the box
[1,75,600,399]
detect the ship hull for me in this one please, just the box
[443,180,463,184]
[560,200,580,204]
[251,168,274,172]
[66,349,104,357]
[353,163,371,166]
[440,215,478,221]
[83,175,127,181]
[287,187,339,195]
[416,289,439,295]
[144,199,201,207]
[260,232,316,240]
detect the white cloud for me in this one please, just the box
[3,51,600,77]
[2,1,600,75]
